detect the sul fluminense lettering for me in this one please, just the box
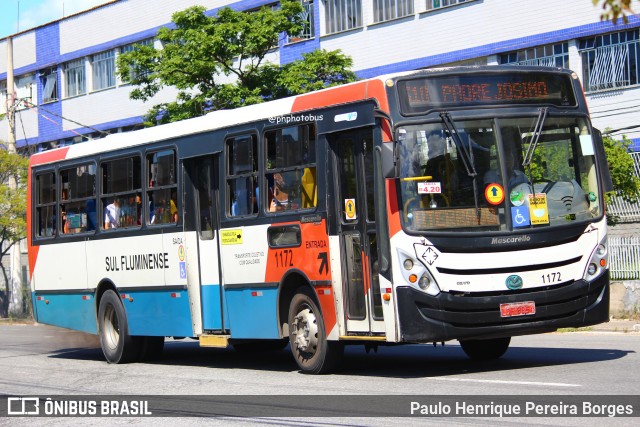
[105,253,169,271]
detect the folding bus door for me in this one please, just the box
[183,156,225,334]
[330,128,385,335]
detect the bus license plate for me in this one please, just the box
[500,301,536,318]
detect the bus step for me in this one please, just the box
[199,334,230,348]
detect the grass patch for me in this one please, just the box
[556,326,594,333]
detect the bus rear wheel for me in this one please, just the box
[288,288,343,374]
[98,289,141,363]
[459,337,511,361]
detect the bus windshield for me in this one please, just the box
[398,116,602,233]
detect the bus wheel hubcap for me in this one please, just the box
[293,307,318,353]
[104,305,120,350]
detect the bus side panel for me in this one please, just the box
[31,241,90,332]
[201,284,227,330]
[123,289,193,337]
[224,288,280,339]
[33,292,97,334]
[264,220,337,338]
[219,224,275,338]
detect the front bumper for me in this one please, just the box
[396,271,609,342]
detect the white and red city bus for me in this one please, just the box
[28,66,613,373]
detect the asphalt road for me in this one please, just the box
[0,324,639,426]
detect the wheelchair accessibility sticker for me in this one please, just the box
[511,207,531,228]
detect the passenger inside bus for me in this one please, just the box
[104,198,121,229]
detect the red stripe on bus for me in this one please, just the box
[29,147,71,167]
[290,80,389,114]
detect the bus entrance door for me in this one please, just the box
[332,129,385,336]
[184,156,225,335]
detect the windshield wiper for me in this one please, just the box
[439,112,482,223]
[439,112,477,178]
[522,107,548,168]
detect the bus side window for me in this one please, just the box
[227,135,258,217]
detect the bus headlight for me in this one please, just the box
[397,249,440,296]
[418,274,431,290]
[583,236,608,280]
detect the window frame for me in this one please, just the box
[64,58,86,98]
[92,50,116,91]
[324,0,362,35]
[59,162,98,235]
[226,134,259,218]
[146,148,179,226]
[373,0,414,24]
[579,29,640,93]
[34,171,57,239]
[100,155,143,230]
[264,123,318,214]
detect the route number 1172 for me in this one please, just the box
[274,249,293,268]
[541,272,561,284]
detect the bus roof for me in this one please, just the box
[28,65,575,168]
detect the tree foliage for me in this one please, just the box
[117,1,356,126]
[0,148,28,317]
[602,132,640,206]
[594,0,635,23]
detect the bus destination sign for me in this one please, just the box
[397,72,577,114]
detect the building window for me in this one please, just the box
[500,42,569,68]
[120,38,154,81]
[92,50,116,91]
[324,0,362,34]
[265,123,317,213]
[373,0,413,23]
[426,0,469,10]
[16,74,36,108]
[292,0,315,40]
[227,135,258,217]
[580,30,640,92]
[64,59,86,97]
[41,68,58,103]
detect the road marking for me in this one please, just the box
[432,377,580,388]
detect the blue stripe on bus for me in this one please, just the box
[201,283,228,330]
[123,289,193,337]
[33,292,98,334]
[225,288,280,339]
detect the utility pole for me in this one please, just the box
[5,36,24,317]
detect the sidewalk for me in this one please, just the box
[589,318,640,333]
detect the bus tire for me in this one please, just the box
[459,337,511,361]
[288,288,343,374]
[98,290,141,364]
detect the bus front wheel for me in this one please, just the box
[288,288,343,374]
[459,337,511,361]
[98,290,141,363]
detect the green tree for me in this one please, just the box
[594,0,635,22]
[0,148,28,318]
[601,132,640,223]
[117,2,356,126]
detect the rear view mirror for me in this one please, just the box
[380,141,398,179]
